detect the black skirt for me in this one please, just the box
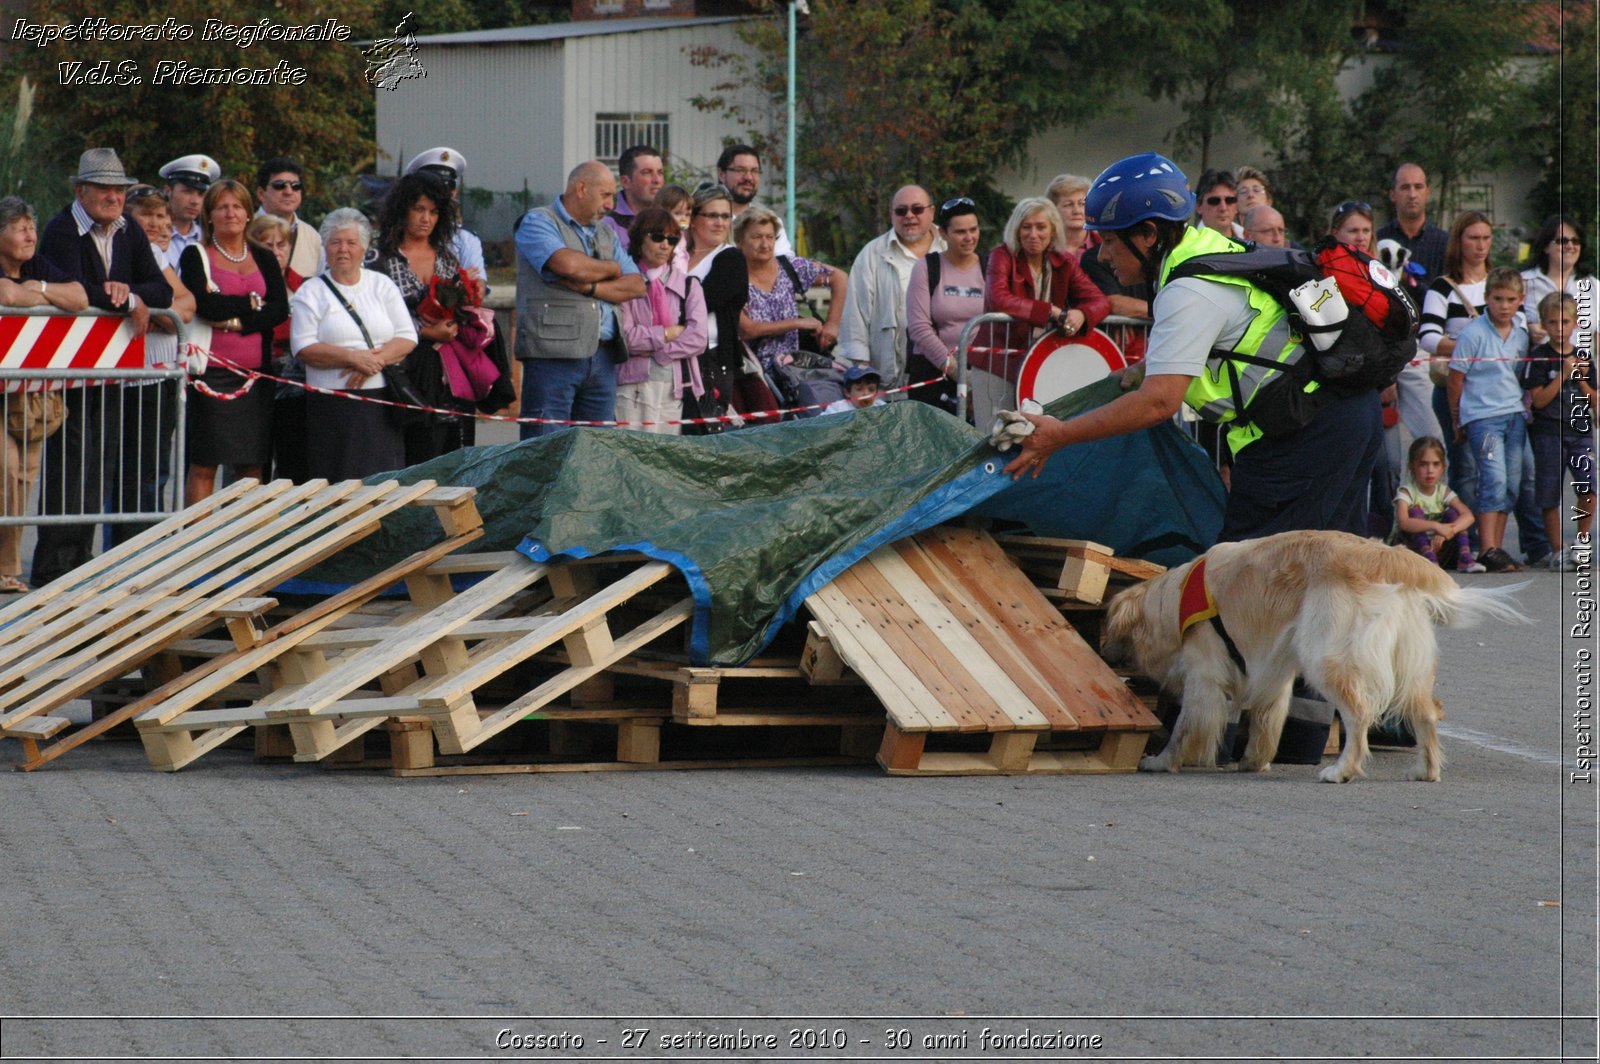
[187,363,274,467]
[305,388,407,482]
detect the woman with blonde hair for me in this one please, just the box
[979,196,1109,425]
[1045,173,1096,261]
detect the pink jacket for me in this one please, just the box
[618,266,709,397]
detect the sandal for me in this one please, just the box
[0,574,30,594]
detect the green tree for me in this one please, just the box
[1522,2,1596,236]
[691,0,1125,260]
[1352,0,1542,221]
[11,0,388,213]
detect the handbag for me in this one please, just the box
[777,255,829,357]
[318,275,429,427]
[1429,279,1478,386]
[5,390,66,444]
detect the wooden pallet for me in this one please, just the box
[135,553,697,771]
[1,478,483,769]
[805,526,1159,775]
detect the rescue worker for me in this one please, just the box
[1001,152,1383,542]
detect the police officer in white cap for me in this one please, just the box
[158,153,220,269]
[405,147,485,285]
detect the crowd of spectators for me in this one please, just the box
[0,142,1591,590]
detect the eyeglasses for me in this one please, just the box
[1204,195,1237,206]
[268,180,303,192]
[1552,236,1582,246]
[941,196,975,212]
[694,210,731,221]
[894,203,930,217]
[126,187,167,202]
[1335,200,1372,215]
[647,231,681,246]
[722,166,761,177]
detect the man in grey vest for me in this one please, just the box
[513,160,645,439]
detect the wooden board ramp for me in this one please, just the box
[805,527,1159,776]
[1,478,485,770]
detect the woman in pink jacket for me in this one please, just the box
[617,206,709,434]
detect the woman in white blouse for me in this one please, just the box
[289,208,417,480]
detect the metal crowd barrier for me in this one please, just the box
[0,306,188,528]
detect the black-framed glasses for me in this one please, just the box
[1552,236,1582,246]
[893,203,930,217]
[1204,195,1237,206]
[647,231,681,246]
[268,180,303,192]
[722,165,761,177]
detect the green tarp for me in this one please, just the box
[303,380,1224,665]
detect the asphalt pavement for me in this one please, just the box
[0,552,1592,1063]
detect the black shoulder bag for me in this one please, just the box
[776,255,833,366]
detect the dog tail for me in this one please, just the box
[1424,580,1535,628]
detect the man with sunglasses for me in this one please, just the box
[157,153,219,269]
[254,157,321,279]
[1194,169,1241,238]
[836,185,946,389]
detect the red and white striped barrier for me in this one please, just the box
[0,313,147,391]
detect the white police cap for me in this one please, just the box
[405,147,465,184]
[158,154,221,191]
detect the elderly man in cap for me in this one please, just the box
[35,148,173,586]
[157,153,219,269]
[405,147,485,284]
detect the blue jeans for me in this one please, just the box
[518,349,619,440]
[1464,412,1528,514]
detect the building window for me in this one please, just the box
[595,113,670,168]
[643,0,675,9]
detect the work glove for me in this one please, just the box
[987,400,1042,452]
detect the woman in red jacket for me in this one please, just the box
[978,196,1109,427]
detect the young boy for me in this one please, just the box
[1519,291,1596,571]
[823,365,888,415]
[1448,266,1533,572]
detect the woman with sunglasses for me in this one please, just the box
[981,196,1109,427]
[906,196,986,413]
[616,206,707,434]
[1520,214,1594,350]
[684,183,765,427]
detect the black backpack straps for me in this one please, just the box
[778,255,824,320]
[926,250,941,300]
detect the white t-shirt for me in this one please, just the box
[289,270,417,391]
[823,396,886,415]
[1141,277,1263,378]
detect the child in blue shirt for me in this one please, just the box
[1518,291,1596,570]
[1447,266,1532,572]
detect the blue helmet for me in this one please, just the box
[1084,153,1195,231]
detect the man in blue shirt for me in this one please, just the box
[513,160,645,439]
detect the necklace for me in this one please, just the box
[212,237,247,264]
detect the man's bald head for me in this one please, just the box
[890,184,934,246]
[1242,205,1287,247]
[563,160,617,224]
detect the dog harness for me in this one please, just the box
[1177,557,1248,673]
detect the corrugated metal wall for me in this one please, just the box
[376,41,566,198]
[376,21,771,202]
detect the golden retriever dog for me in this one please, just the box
[1102,530,1530,782]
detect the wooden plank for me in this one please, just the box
[679,711,884,728]
[392,755,863,778]
[0,479,438,725]
[876,721,926,771]
[834,562,999,733]
[24,526,483,772]
[916,527,1156,733]
[265,558,550,719]
[422,551,527,575]
[869,546,1049,730]
[803,588,941,732]
[893,535,1080,731]
[430,597,693,754]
